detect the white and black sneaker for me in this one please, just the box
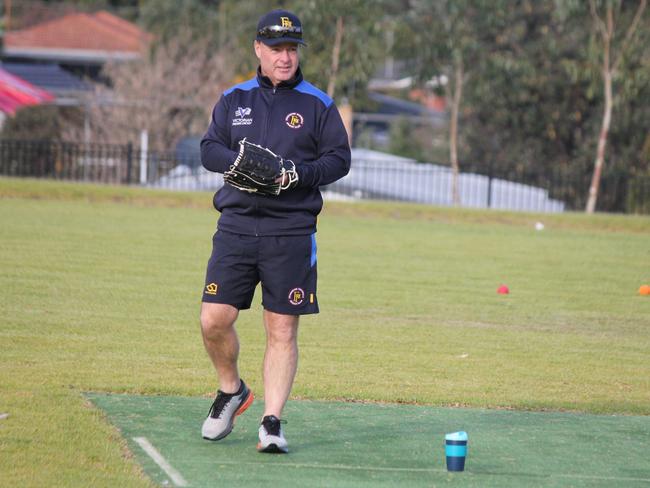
[257,415,288,453]
[201,380,254,441]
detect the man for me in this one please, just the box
[199,9,351,454]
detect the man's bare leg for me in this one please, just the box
[262,310,300,418]
[200,302,255,441]
[200,302,241,393]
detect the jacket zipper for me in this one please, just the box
[262,87,276,146]
[255,86,277,237]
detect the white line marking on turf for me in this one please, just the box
[133,437,188,487]
[191,461,650,482]
[190,460,448,473]
[0,413,9,420]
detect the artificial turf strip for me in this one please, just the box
[88,393,650,488]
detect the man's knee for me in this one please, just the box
[265,312,299,345]
[200,303,238,336]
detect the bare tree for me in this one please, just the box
[585,0,647,213]
[326,16,344,99]
[397,0,504,207]
[65,30,234,151]
[446,49,465,206]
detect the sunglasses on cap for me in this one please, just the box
[257,25,303,40]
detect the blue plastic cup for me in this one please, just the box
[445,431,468,472]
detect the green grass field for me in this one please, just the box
[1,177,649,486]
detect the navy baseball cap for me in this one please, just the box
[256,9,306,46]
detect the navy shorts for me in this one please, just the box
[202,230,319,315]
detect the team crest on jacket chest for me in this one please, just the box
[233,107,253,126]
[285,112,304,129]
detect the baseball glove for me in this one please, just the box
[223,138,298,196]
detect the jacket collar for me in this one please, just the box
[257,66,303,90]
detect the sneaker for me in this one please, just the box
[201,380,254,441]
[257,415,288,453]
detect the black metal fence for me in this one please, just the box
[0,139,198,186]
[1,138,648,214]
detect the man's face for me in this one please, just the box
[254,41,299,86]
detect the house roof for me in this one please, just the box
[1,62,90,94]
[3,11,152,63]
[0,68,54,115]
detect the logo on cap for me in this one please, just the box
[256,10,305,45]
[285,112,303,129]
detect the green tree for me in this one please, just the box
[580,0,647,213]
[451,1,649,212]
[462,2,593,181]
[292,0,386,104]
[1,106,82,141]
[395,0,508,205]
[138,0,221,44]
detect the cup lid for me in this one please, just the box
[445,431,468,441]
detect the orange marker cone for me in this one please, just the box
[639,285,650,296]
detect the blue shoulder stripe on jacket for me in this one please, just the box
[294,81,333,107]
[223,78,259,96]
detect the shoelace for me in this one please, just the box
[207,392,233,419]
[261,415,286,436]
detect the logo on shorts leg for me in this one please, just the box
[205,283,218,295]
[288,287,305,305]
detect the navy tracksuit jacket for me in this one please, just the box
[201,67,351,236]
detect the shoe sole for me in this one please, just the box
[202,390,254,441]
[257,442,288,454]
